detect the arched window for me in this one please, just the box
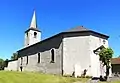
[38,53,40,63]
[51,49,55,63]
[26,56,28,64]
[21,57,23,65]
[34,32,37,38]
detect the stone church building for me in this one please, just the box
[5,11,111,77]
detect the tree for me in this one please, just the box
[0,58,4,70]
[99,47,113,78]
[11,53,18,60]
[4,59,9,67]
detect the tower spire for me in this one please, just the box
[24,10,41,47]
[30,10,37,28]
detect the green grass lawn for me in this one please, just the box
[0,71,88,83]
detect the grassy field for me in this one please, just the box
[0,71,88,83]
[1,71,120,83]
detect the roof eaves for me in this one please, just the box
[89,30,109,38]
[25,28,41,33]
[17,29,109,53]
[17,32,63,52]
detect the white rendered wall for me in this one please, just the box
[63,36,91,76]
[5,60,18,71]
[24,30,41,47]
[89,35,109,77]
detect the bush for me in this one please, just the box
[77,75,92,78]
[85,75,92,78]
[63,74,73,77]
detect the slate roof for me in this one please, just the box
[64,26,109,38]
[17,26,109,52]
[111,58,120,64]
[64,26,89,32]
[6,59,18,62]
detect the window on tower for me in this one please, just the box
[26,32,28,37]
[34,32,37,38]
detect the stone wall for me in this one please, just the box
[18,35,63,75]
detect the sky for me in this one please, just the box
[0,0,120,59]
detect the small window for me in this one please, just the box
[26,32,28,37]
[34,32,37,38]
[51,49,55,63]
[26,56,28,64]
[103,39,106,44]
[38,53,40,63]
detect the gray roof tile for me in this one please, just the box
[65,26,90,32]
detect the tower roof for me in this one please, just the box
[30,10,37,28]
[25,10,40,33]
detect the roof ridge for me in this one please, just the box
[65,26,90,32]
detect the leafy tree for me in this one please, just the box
[99,47,113,77]
[4,59,9,67]
[0,58,4,70]
[11,53,18,60]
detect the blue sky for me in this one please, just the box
[0,0,120,59]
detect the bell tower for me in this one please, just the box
[24,10,41,47]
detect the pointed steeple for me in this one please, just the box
[25,10,40,33]
[24,10,41,47]
[30,10,37,28]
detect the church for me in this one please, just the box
[5,11,111,77]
